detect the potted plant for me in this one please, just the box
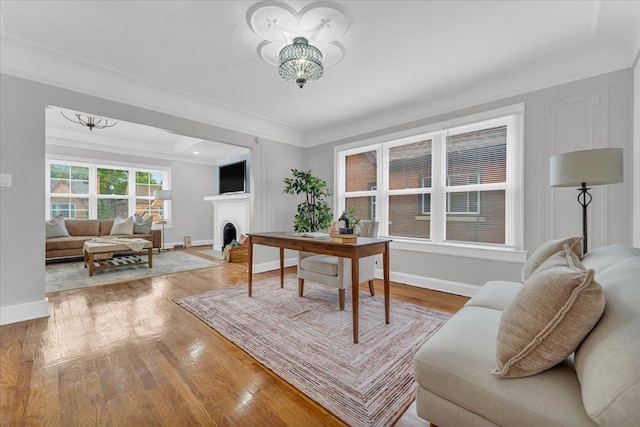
[283,169,333,232]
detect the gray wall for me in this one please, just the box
[0,74,304,323]
[307,68,635,288]
[634,56,640,248]
[0,67,635,323]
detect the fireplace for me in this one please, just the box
[204,194,250,251]
[222,222,237,249]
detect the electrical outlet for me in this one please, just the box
[0,173,11,187]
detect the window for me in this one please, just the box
[336,106,523,251]
[51,203,77,218]
[447,173,480,214]
[46,159,170,221]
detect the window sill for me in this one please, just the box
[387,237,526,264]
[415,215,486,223]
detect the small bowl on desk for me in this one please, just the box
[339,228,354,234]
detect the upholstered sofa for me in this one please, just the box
[414,244,640,426]
[46,219,160,259]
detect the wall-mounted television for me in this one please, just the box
[219,160,246,194]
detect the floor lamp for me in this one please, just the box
[550,148,623,255]
[153,189,172,251]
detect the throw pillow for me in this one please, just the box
[110,216,134,235]
[521,236,583,282]
[133,214,153,234]
[45,216,70,239]
[493,244,605,378]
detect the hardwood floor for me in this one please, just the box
[1,247,468,426]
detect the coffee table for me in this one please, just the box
[83,238,153,276]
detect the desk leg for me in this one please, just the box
[148,247,153,268]
[352,254,360,344]
[280,248,284,288]
[248,236,253,297]
[384,242,390,324]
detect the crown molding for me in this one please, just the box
[0,35,306,146]
[1,32,635,150]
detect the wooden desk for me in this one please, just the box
[247,232,392,343]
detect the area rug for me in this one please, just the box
[46,251,220,293]
[175,275,450,427]
[197,248,224,259]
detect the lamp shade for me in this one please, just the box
[153,190,172,200]
[550,148,623,187]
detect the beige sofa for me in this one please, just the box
[414,245,640,426]
[46,219,161,259]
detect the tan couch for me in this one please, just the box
[46,219,161,259]
[414,245,640,426]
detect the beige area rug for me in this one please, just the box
[175,275,450,427]
[46,251,221,293]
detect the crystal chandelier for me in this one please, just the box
[278,37,323,89]
[61,112,117,131]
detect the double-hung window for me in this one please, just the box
[46,159,170,221]
[336,105,523,253]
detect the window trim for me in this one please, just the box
[46,156,171,222]
[334,103,525,260]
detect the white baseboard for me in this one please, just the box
[191,239,214,247]
[166,239,214,249]
[249,259,479,297]
[1,298,50,325]
[253,257,298,274]
[376,269,480,297]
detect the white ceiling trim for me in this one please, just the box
[2,24,638,150]
[0,35,306,145]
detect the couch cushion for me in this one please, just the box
[574,255,640,426]
[45,216,70,239]
[493,245,604,378]
[300,255,339,276]
[65,219,99,236]
[99,220,114,236]
[45,235,94,251]
[581,244,640,275]
[464,280,522,311]
[110,216,133,235]
[521,236,583,281]
[414,306,596,426]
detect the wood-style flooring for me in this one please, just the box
[1,246,468,426]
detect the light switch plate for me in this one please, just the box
[0,173,12,187]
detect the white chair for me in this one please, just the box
[297,220,379,310]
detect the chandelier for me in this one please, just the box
[279,37,323,89]
[61,112,117,131]
[247,1,348,89]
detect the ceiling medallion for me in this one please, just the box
[247,1,349,88]
[61,111,117,131]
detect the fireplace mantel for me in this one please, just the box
[204,194,250,250]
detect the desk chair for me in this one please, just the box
[297,220,379,310]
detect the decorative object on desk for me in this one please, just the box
[338,210,350,228]
[283,169,332,232]
[329,233,358,243]
[550,148,623,254]
[175,274,450,427]
[347,206,361,231]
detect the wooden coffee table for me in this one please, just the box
[83,238,153,276]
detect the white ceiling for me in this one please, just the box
[2,1,639,149]
[45,106,250,166]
